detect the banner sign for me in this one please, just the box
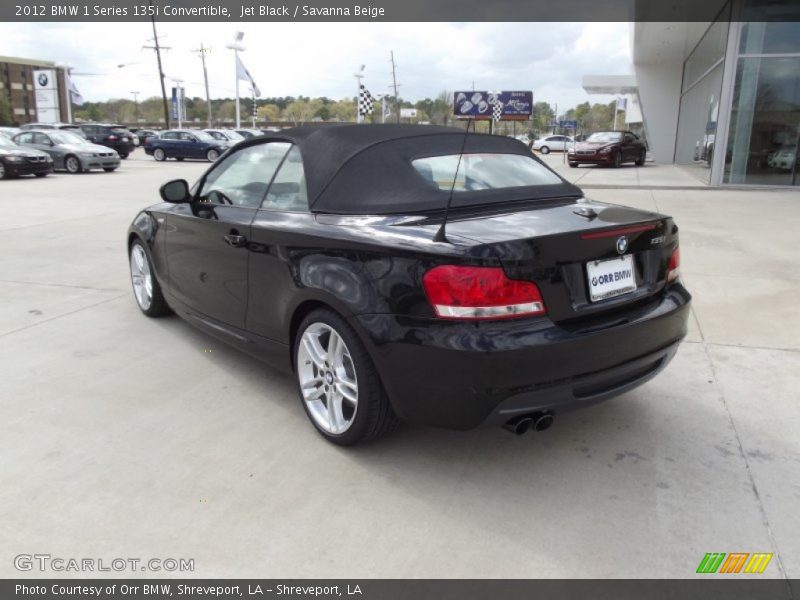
[454,91,532,120]
[400,108,418,118]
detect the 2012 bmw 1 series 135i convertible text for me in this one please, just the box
[127,125,690,445]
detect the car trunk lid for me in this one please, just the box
[442,199,677,324]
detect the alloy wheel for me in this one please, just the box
[129,244,153,311]
[207,149,219,162]
[154,148,166,161]
[297,323,359,435]
[65,156,80,173]
[0,162,6,179]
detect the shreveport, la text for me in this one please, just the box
[15,584,364,597]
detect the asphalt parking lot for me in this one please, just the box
[1,152,799,579]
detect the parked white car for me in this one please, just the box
[531,135,574,154]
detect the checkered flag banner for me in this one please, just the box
[492,100,503,122]
[358,84,375,117]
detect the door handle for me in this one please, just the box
[224,232,248,248]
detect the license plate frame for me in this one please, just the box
[586,255,637,302]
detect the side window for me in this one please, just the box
[262,145,309,212]
[33,133,50,145]
[179,132,195,142]
[162,132,176,141]
[16,133,33,144]
[199,142,291,208]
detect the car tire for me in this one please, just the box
[119,153,129,159]
[175,157,184,162]
[0,162,7,180]
[64,155,82,174]
[294,308,399,446]
[613,151,622,168]
[635,150,646,166]
[540,146,550,154]
[206,149,220,162]
[129,239,171,318]
[568,162,578,168]
[153,148,166,162]
[34,172,48,178]
[103,167,117,172]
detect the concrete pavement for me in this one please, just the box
[1,153,799,579]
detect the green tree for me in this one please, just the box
[0,93,12,125]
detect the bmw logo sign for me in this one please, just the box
[37,73,48,87]
[616,236,628,254]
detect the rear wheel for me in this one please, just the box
[119,152,129,159]
[635,149,646,166]
[175,157,184,162]
[103,167,117,172]
[294,309,398,445]
[34,172,48,178]
[540,146,550,154]
[129,239,171,317]
[64,155,82,174]
[206,148,219,162]
[153,148,166,162]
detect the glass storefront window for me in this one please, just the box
[724,56,800,186]
[740,0,800,54]
[683,18,729,91]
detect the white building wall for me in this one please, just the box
[633,61,683,163]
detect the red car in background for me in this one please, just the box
[568,131,647,168]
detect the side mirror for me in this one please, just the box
[160,179,191,203]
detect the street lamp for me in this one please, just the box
[226,31,245,128]
[354,64,365,123]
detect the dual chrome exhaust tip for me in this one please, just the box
[503,412,554,435]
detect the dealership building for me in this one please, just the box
[585,0,800,187]
[0,56,70,124]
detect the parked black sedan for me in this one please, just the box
[128,125,689,445]
[0,134,53,179]
[79,123,136,158]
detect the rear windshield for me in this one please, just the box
[412,153,562,192]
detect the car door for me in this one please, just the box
[159,131,178,156]
[165,141,291,329]
[178,132,201,158]
[622,133,638,160]
[246,144,315,344]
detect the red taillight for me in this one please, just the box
[422,265,546,320]
[667,247,680,283]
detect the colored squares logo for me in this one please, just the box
[696,553,773,574]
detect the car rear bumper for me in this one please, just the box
[352,284,691,430]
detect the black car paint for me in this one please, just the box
[128,131,690,430]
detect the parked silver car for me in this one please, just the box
[0,127,21,139]
[203,128,245,143]
[12,130,120,173]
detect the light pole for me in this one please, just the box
[193,43,213,127]
[354,64,365,123]
[130,91,140,123]
[226,32,245,128]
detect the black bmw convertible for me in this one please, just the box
[127,124,690,445]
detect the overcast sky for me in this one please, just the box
[0,22,631,109]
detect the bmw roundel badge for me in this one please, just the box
[616,236,628,254]
[38,73,48,87]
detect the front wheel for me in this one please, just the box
[539,146,550,154]
[64,155,82,174]
[568,162,578,168]
[613,151,622,168]
[206,148,219,162]
[294,309,398,446]
[153,148,166,162]
[129,239,171,317]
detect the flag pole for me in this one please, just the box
[235,49,240,128]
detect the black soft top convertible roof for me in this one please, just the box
[251,124,582,214]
